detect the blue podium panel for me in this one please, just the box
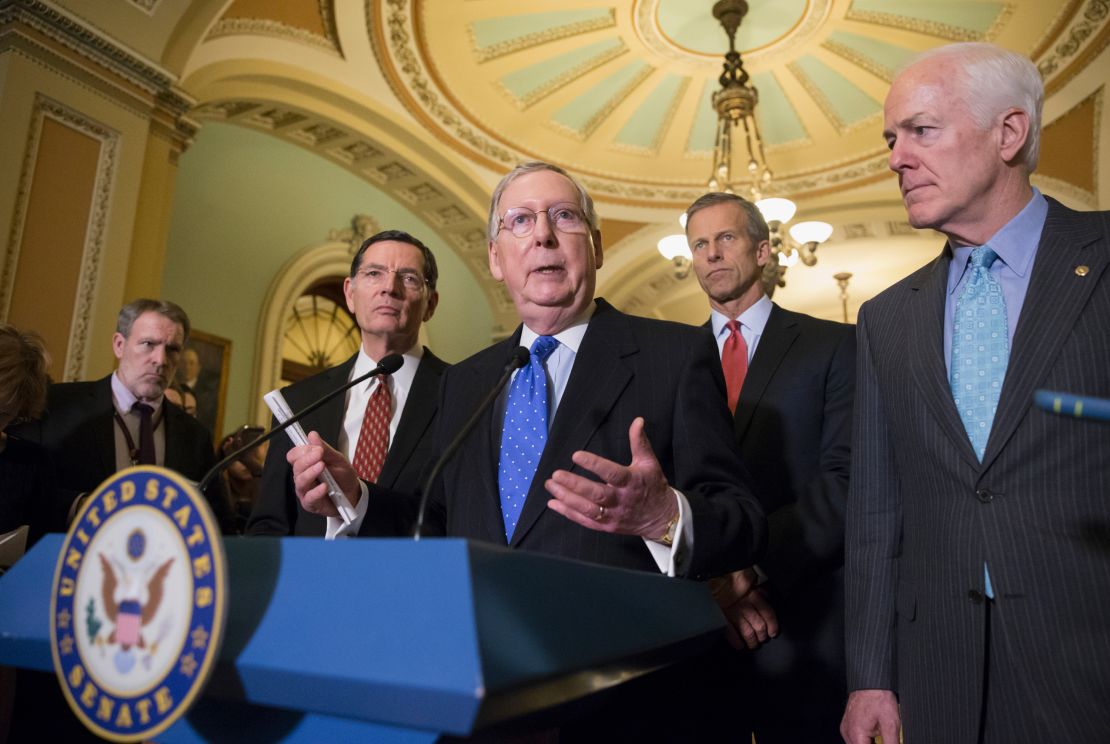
[221,538,485,733]
[0,535,726,739]
[0,534,60,672]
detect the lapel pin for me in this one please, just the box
[1075,265,1090,277]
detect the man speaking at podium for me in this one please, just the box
[290,162,765,580]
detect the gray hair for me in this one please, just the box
[487,161,599,242]
[904,42,1043,171]
[116,298,191,343]
[684,192,769,246]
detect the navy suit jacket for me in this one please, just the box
[706,305,853,733]
[845,199,1110,740]
[247,350,446,537]
[14,375,231,533]
[404,299,766,578]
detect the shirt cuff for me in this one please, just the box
[324,480,370,540]
[643,489,692,577]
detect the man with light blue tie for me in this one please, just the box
[842,42,1110,743]
[289,161,766,581]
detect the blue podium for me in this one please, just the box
[0,535,725,741]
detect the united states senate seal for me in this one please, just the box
[49,466,227,742]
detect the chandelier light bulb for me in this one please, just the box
[657,234,692,261]
[789,221,834,245]
[755,197,797,225]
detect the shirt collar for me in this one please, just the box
[350,344,423,393]
[949,188,1047,295]
[111,371,164,415]
[710,293,773,339]
[520,301,596,354]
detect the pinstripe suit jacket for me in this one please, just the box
[844,199,1110,741]
[410,299,767,578]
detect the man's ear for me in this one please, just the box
[488,241,504,281]
[755,239,771,269]
[112,332,126,361]
[423,290,439,321]
[998,107,1031,165]
[592,229,604,270]
[342,276,356,315]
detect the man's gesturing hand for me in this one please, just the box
[545,417,677,540]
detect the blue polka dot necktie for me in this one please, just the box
[498,335,558,540]
[950,246,1009,461]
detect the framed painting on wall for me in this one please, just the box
[177,329,231,441]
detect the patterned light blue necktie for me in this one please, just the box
[950,245,1009,461]
[498,335,559,540]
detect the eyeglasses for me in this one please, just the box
[355,267,429,293]
[498,203,589,238]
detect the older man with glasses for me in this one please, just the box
[285,163,767,737]
[247,229,448,538]
[289,162,764,577]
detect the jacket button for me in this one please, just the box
[976,489,993,503]
[968,589,984,604]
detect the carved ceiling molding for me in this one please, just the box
[821,39,895,83]
[844,5,1015,43]
[206,18,341,56]
[191,98,518,324]
[1039,0,1110,89]
[631,0,833,67]
[0,0,196,153]
[368,0,911,206]
[0,0,191,109]
[327,214,381,254]
[0,94,119,381]
[470,8,615,63]
[369,0,517,170]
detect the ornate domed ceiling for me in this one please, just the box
[59,0,1097,327]
[371,0,1094,206]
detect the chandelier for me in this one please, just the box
[657,0,832,289]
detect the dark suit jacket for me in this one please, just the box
[707,305,854,737]
[845,199,1110,741]
[13,375,232,533]
[246,349,446,537]
[404,299,766,578]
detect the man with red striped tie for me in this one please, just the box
[687,191,855,744]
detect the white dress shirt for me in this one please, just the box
[325,346,423,539]
[709,293,773,361]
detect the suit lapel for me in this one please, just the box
[378,352,442,489]
[162,403,190,472]
[95,377,120,476]
[320,355,357,444]
[510,302,634,547]
[983,201,1107,468]
[734,304,798,442]
[908,252,982,469]
[474,335,523,545]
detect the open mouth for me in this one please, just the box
[532,264,566,276]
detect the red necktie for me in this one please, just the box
[722,320,748,413]
[352,377,392,482]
